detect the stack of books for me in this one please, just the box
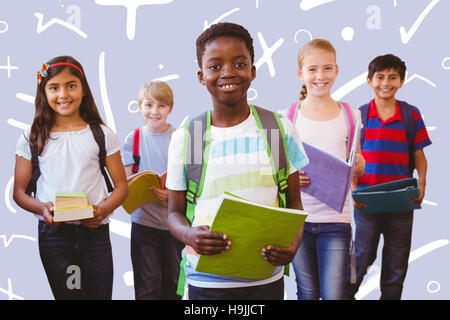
[53,192,94,222]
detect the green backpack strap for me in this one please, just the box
[177,110,211,296]
[250,105,291,276]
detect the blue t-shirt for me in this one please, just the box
[122,125,175,229]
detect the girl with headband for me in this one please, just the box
[13,56,129,299]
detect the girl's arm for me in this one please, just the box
[82,151,129,228]
[412,149,427,204]
[261,171,305,266]
[13,156,57,225]
[167,189,230,255]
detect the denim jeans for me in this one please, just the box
[346,210,413,300]
[188,277,284,300]
[130,222,184,300]
[292,222,352,300]
[38,221,113,300]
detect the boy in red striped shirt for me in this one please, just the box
[346,54,431,300]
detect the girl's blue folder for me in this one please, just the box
[352,178,421,214]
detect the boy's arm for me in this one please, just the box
[167,189,230,255]
[412,149,427,204]
[261,171,304,266]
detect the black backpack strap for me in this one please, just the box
[90,123,114,193]
[184,111,209,210]
[359,103,370,148]
[25,144,41,197]
[398,100,416,176]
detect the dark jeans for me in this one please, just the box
[188,277,284,300]
[38,221,113,300]
[292,222,352,300]
[130,222,184,300]
[346,211,413,300]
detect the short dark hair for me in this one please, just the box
[368,54,407,80]
[196,22,254,68]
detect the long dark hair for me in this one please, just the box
[29,56,105,154]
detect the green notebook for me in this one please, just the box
[195,192,308,279]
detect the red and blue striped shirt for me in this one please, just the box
[358,99,431,188]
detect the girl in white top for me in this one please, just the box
[13,56,128,299]
[279,39,365,300]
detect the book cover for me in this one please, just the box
[122,171,167,214]
[53,191,93,222]
[195,192,308,279]
[55,192,89,209]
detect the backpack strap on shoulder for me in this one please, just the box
[359,103,370,149]
[132,128,140,174]
[25,144,41,197]
[89,123,114,193]
[251,104,290,209]
[398,100,416,176]
[340,102,355,160]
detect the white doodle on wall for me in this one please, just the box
[404,71,437,88]
[128,100,140,113]
[203,8,240,30]
[98,52,117,133]
[256,0,260,8]
[442,57,450,70]
[399,0,440,44]
[0,20,8,34]
[423,199,438,206]
[153,74,180,82]
[355,239,449,299]
[255,32,284,78]
[393,0,397,7]
[5,176,16,214]
[0,56,19,78]
[34,12,87,38]
[0,235,37,248]
[0,279,24,300]
[294,29,313,44]
[341,27,354,41]
[331,72,368,101]
[16,93,35,104]
[299,0,335,11]
[7,119,30,130]
[95,0,174,40]
[427,280,440,294]
[247,88,258,101]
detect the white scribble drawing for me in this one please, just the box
[247,88,258,101]
[16,92,35,104]
[423,199,438,206]
[399,0,440,44]
[355,239,449,299]
[109,218,131,239]
[256,0,260,8]
[0,279,24,300]
[0,234,37,248]
[294,29,313,44]
[331,70,437,101]
[341,27,355,41]
[178,116,189,128]
[152,74,180,82]
[98,52,117,133]
[5,176,17,214]
[66,5,82,29]
[366,5,381,30]
[441,57,450,70]
[255,32,284,78]
[331,72,368,101]
[203,8,240,30]
[299,0,335,11]
[7,119,30,130]
[34,12,87,39]
[0,20,8,34]
[404,71,437,88]
[123,271,134,286]
[95,0,174,40]
[427,280,440,294]
[0,56,19,78]
[128,100,139,113]
[393,0,397,8]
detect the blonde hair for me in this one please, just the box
[138,80,174,108]
[297,39,336,100]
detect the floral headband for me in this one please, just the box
[37,62,84,84]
